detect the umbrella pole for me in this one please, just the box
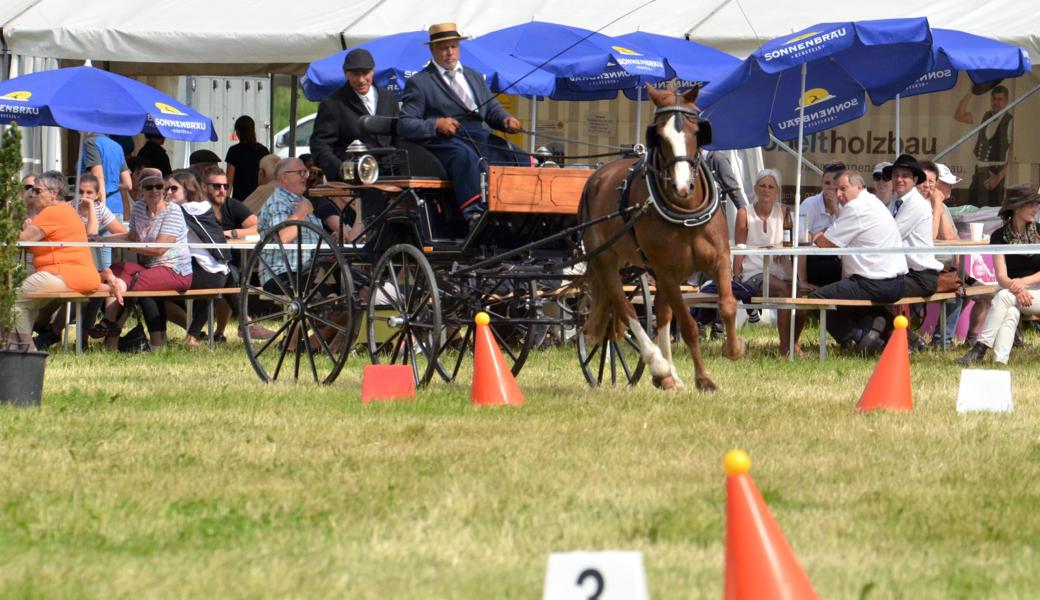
[895,93,901,156]
[529,96,537,153]
[74,134,84,203]
[788,62,807,361]
[635,87,643,145]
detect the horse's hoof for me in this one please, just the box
[695,376,718,392]
[652,374,678,390]
[724,338,747,361]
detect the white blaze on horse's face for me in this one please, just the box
[661,114,692,197]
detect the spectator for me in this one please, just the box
[243,153,280,215]
[202,166,272,341]
[801,161,846,288]
[10,171,105,351]
[929,162,992,347]
[958,184,1040,364]
[164,170,235,347]
[21,174,39,220]
[188,149,222,184]
[96,168,192,350]
[257,158,321,291]
[733,168,801,355]
[796,170,908,354]
[136,133,172,177]
[871,161,894,211]
[225,115,270,201]
[705,150,749,244]
[885,155,943,298]
[80,132,133,219]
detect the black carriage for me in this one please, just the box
[238,126,659,388]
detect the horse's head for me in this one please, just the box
[645,82,711,199]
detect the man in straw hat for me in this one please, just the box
[398,22,525,230]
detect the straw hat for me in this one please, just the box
[425,23,470,45]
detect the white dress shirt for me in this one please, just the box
[893,187,944,272]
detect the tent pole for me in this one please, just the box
[635,87,643,145]
[934,81,1040,160]
[768,133,823,175]
[288,75,299,158]
[895,93,901,156]
[788,62,807,361]
[529,96,536,153]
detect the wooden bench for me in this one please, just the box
[678,285,1000,359]
[26,287,242,353]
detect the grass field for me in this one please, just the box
[2,323,1040,598]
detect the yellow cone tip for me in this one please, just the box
[475,312,490,326]
[893,315,909,330]
[723,449,751,475]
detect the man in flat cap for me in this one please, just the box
[398,22,525,229]
[311,48,400,182]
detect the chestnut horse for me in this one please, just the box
[578,83,744,391]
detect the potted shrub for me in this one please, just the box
[0,124,47,407]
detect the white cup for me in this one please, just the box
[969,222,984,241]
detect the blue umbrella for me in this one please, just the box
[301,30,557,101]
[478,21,668,98]
[695,18,934,360]
[900,28,1031,98]
[614,31,741,101]
[699,18,934,150]
[0,66,216,141]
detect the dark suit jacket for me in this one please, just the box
[398,63,511,142]
[310,83,399,182]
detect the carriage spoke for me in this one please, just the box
[580,341,601,368]
[616,342,634,381]
[300,315,320,383]
[303,311,351,336]
[302,235,324,300]
[293,316,306,382]
[596,337,608,384]
[308,315,341,371]
[271,322,293,381]
[294,228,304,299]
[256,253,294,298]
[273,237,298,297]
[374,330,404,356]
[248,284,293,306]
[252,318,294,359]
[245,308,292,328]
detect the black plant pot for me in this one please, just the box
[0,349,48,407]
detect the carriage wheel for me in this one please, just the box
[240,220,356,385]
[366,244,442,387]
[576,270,653,386]
[434,275,539,383]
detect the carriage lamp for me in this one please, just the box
[341,139,380,184]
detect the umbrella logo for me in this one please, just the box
[611,46,642,56]
[786,31,821,44]
[798,87,836,108]
[1,91,31,101]
[154,102,187,116]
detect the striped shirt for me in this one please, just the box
[257,186,322,285]
[130,200,192,276]
[70,198,118,231]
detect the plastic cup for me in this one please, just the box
[969,222,984,241]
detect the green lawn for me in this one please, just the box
[2,325,1039,598]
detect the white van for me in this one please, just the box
[273,112,317,158]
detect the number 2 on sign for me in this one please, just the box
[576,568,604,600]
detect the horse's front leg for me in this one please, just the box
[654,292,684,389]
[656,273,716,392]
[713,253,746,361]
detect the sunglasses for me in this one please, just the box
[23,184,34,191]
[207,182,229,189]
[30,187,49,195]
[164,185,181,194]
[142,183,165,191]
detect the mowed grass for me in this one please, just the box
[2,322,1040,598]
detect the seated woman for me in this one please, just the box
[957,184,1040,365]
[164,169,235,347]
[10,171,116,351]
[732,168,801,356]
[97,168,192,350]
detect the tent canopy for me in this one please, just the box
[2,1,1039,77]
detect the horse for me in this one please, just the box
[577,82,744,391]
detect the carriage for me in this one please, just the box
[238,85,741,391]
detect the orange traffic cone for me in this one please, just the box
[724,449,817,600]
[471,312,524,407]
[856,315,912,412]
[361,364,416,403]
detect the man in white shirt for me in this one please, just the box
[794,170,908,353]
[883,154,943,297]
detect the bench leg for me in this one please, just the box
[186,299,194,336]
[819,309,827,361]
[939,301,947,351]
[62,301,71,349]
[76,302,83,355]
[207,299,215,350]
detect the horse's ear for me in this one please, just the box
[645,83,663,103]
[682,83,703,106]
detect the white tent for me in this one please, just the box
[3,1,1040,75]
